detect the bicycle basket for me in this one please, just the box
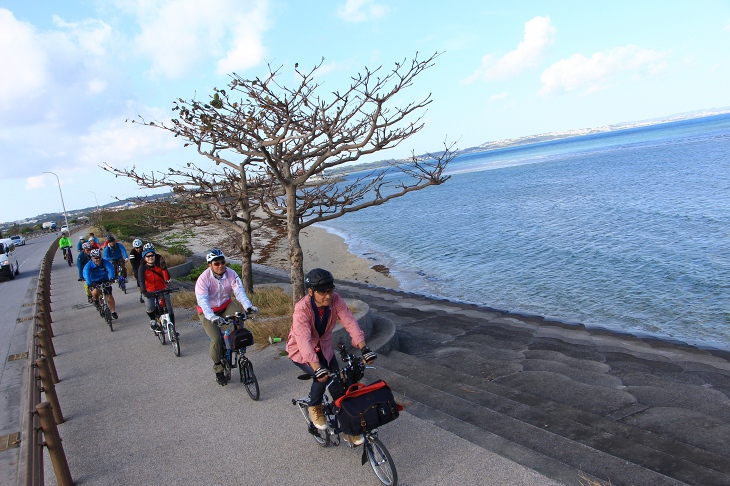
[334,380,402,435]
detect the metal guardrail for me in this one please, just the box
[21,237,73,486]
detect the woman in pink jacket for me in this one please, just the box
[286,268,376,445]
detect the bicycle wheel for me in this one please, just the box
[222,355,231,382]
[365,437,397,486]
[104,306,114,332]
[240,358,260,400]
[169,322,180,357]
[296,401,329,446]
[157,318,166,345]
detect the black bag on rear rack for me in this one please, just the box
[334,380,402,435]
[229,327,254,350]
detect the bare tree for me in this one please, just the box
[109,51,454,301]
[220,52,455,299]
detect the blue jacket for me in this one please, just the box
[103,242,128,261]
[76,251,91,280]
[83,258,115,285]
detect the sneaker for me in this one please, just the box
[346,434,364,446]
[77,278,83,281]
[150,320,158,331]
[139,295,144,304]
[87,295,93,304]
[215,371,228,386]
[308,405,327,430]
[111,312,118,320]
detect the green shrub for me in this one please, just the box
[166,244,193,257]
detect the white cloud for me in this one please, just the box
[0,9,48,111]
[131,0,269,79]
[489,92,509,102]
[78,116,181,167]
[466,16,555,83]
[539,45,667,96]
[25,175,48,190]
[337,0,389,23]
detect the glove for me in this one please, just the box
[246,306,259,314]
[211,316,224,327]
[142,292,152,298]
[314,367,330,381]
[361,346,377,363]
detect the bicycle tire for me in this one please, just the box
[366,437,397,486]
[104,306,113,332]
[169,322,180,357]
[240,358,260,400]
[297,401,329,446]
[222,355,231,382]
[157,318,166,345]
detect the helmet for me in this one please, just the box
[132,238,143,248]
[142,243,155,252]
[82,242,91,250]
[142,249,155,258]
[106,234,115,242]
[305,268,335,291]
[206,248,225,263]
[90,249,101,258]
[79,236,85,240]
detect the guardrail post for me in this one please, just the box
[37,292,53,328]
[36,330,60,384]
[36,311,56,349]
[36,402,73,486]
[36,358,65,424]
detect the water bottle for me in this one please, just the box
[224,329,232,350]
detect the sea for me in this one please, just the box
[319,113,730,349]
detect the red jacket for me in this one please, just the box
[138,262,170,294]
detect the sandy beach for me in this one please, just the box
[156,222,401,289]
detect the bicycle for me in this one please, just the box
[149,289,180,357]
[292,343,398,486]
[90,281,114,332]
[211,312,260,399]
[62,247,73,266]
[115,261,127,293]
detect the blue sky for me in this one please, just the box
[2,0,730,223]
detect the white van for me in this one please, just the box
[0,238,20,280]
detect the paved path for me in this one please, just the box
[40,254,561,485]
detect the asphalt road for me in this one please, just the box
[0,231,62,485]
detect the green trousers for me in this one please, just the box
[199,300,244,373]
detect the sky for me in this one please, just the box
[2,0,730,223]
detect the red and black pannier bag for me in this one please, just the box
[334,380,402,435]
[229,327,254,350]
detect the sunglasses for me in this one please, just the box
[144,254,156,258]
[211,260,226,266]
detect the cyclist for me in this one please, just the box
[83,249,118,319]
[286,268,377,445]
[103,235,129,280]
[129,239,145,303]
[77,236,86,253]
[195,248,257,386]
[76,242,92,282]
[138,246,174,331]
[87,232,101,249]
[59,231,73,264]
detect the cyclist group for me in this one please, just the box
[70,233,378,446]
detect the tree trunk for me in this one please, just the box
[286,185,305,301]
[239,226,254,295]
[238,167,255,295]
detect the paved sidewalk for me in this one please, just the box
[42,251,561,485]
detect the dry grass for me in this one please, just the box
[171,286,294,346]
[578,473,611,486]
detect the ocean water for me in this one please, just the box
[320,113,730,348]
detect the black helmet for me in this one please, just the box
[305,268,334,291]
